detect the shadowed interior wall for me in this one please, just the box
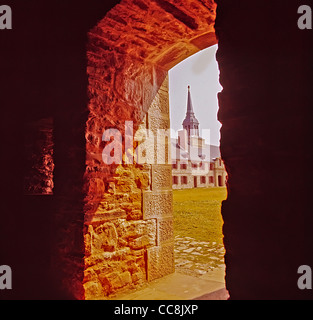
[216,0,313,299]
[1,0,122,300]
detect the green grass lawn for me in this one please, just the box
[173,187,227,245]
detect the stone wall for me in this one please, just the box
[23,118,54,195]
[84,0,216,298]
[83,74,177,298]
[3,0,312,300]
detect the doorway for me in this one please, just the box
[84,0,223,299]
[194,176,198,188]
[218,175,223,187]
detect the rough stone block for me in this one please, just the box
[84,280,105,300]
[154,42,199,70]
[105,271,132,290]
[126,209,143,220]
[129,235,154,250]
[151,165,172,190]
[116,218,157,247]
[148,83,170,115]
[92,222,118,253]
[134,129,155,165]
[143,190,173,219]
[146,243,175,281]
[131,270,145,285]
[190,31,217,50]
[147,113,170,134]
[157,217,174,245]
[134,171,150,190]
[154,133,171,165]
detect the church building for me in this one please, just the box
[171,86,227,189]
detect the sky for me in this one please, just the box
[169,44,222,147]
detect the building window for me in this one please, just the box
[181,176,188,185]
[180,163,187,170]
[172,163,178,169]
[192,163,198,169]
[210,163,214,170]
[201,176,206,184]
[172,176,178,184]
[209,176,214,184]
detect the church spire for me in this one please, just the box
[187,85,194,114]
[182,85,199,140]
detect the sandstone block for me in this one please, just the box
[105,271,132,290]
[157,217,174,245]
[126,209,143,220]
[85,253,105,268]
[84,232,92,257]
[146,243,175,281]
[151,165,172,190]
[143,190,173,219]
[116,219,156,245]
[129,191,142,203]
[149,95,169,116]
[85,209,127,225]
[83,267,98,283]
[147,113,170,134]
[84,280,104,300]
[129,234,156,250]
[134,171,150,190]
[93,222,118,252]
[154,135,170,165]
[131,270,146,285]
[148,80,170,115]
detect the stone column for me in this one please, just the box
[144,75,175,281]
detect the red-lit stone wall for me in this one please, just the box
[84,0,217,298]
[24,118,54,195]
[3,0,312,301]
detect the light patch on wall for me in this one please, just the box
[23,118,54,195]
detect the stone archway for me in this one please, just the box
[84,0,218,299]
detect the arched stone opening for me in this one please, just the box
[1,0,312,302]
[0,0,311,301]
[84,0,219,299]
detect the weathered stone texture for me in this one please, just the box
[23,118,54,195]
[84,0,216,299]
[143,191,173,220]
[83,218,157,298]
[147,243,175,281]
[5,0,312,301]
[151,165,172,191]
[157,217,174,245]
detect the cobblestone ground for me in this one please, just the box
[174,235,225,277]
